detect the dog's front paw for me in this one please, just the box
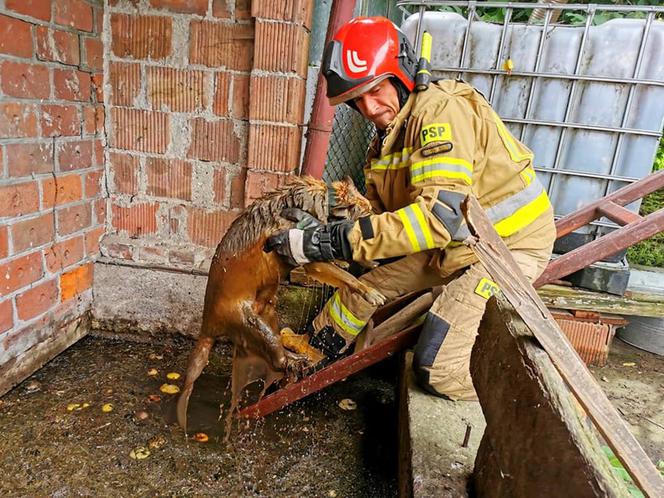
[364,287,386,306]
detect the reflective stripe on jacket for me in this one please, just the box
[347,79,555,272]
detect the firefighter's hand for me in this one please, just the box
[264,218,354,266]
[280,207,323,230]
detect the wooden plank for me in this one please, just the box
[538,284,664,318]
[238,322,422,419]
[536,208,664,287]
[463,194,664,498]
[554,169,664,238]
[598,201,643,225]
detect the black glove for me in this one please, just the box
[264,208,354,265]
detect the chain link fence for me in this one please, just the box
[323,104,376,193]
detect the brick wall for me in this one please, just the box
[103,0,314,268]
[0,0,105,391]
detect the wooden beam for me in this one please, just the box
[536,208,664,287]
[463,194,664,498]
[554,169,664,238]
[598,201,643,226]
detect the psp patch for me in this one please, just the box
[420,123,452,146]
[474,277,500,299]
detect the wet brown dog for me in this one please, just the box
[176,176,385,432]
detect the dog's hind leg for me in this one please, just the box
[177,335,214,433]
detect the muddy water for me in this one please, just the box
[0,335,398,497]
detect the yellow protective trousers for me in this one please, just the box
[312,238,552,400]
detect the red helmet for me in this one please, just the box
[322,17,417,106]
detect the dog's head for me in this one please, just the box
[328,177,372,221]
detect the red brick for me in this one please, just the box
[109,62,141,106]
[213,168,225,204]
[111,14,172,60]
[57,140,93,172]
[54,68,92,102]
[16,279,59,320]
[0,299,12,333]
[235,0,251,19]
[0,252,43,296]
[54,0,93,32]
[229,167,246,209]
[85,169,103,198]
[6,142,54,178]
[60,262,93,301]
[211,0,230,18]
[41,104,80,137]
[254,20,309,77]
[0,181,39,217]
[57,203,92,235]
[0,103,38,139]
[36,26,80,66]
[11,213,55,254]
[92,73,103,102]
[83,37,103,71]
[146,158,192,201]
[44,236,85,272]
[187,207,237,247]
[103,241,134,260]
[112,202,158,237]
[111,108,170,153]
[94,198,106,225]
[0,14,33,58]
[249,75,306,124]
[190,21,254,70]
[83,105,98,135]
[94,7,103,34]
[41,174,83,208]
[0,61,50,99]
[247,124,302,172]
[6,0,52,22]
[252,0,314,27]
[149,0,207,14]
[0,226,9,259]
[148,67,208,112]
[232,74,250,119]
[84,226,104,257]
[245,170,289,205]
[110,153,139,195]
[212,71,230,116]
[188,118,239,163]
[93,139,103,166]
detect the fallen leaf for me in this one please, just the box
[67,403,81,411]
[193,432,209,442]
[147,394,162,403]
[622,362,636,367]
[338,399,357,411]
[129,446,151,460]
[102,403,114,413]
[148,434,167,450]
[160,384,180,394]
[148,353,163,360]
[166,372,181,380]
[147,368,158,377]
[328,490,338,498]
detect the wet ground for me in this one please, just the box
[0,335,399,497]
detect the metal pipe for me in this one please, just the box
[487,7,512,104]
[397,1,664,14]
[301,0,357,179]
[504,117,661,138]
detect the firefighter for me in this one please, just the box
[266,16,556,400]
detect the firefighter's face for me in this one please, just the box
[353,80,400,130]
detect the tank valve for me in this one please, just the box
[415,31,432,92]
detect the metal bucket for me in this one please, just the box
[617,316,664,356]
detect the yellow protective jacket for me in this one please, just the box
[347,79,556,276]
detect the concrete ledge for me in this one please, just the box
[92,260,207,338]
[399,352,485,497]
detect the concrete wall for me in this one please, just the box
[0,0,105,394]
